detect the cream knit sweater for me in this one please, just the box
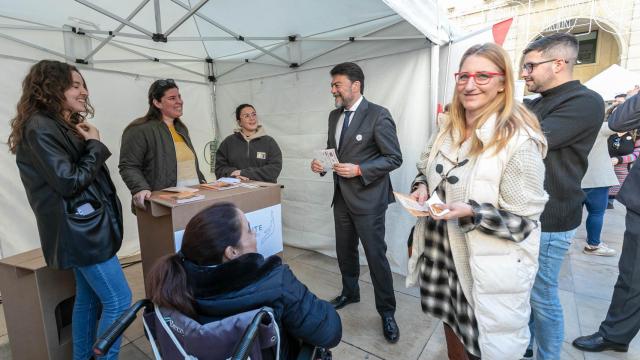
[412,133,548,303]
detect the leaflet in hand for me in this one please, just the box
[426,192,450,216]
[393,191,450,217]
[314,149,339,171]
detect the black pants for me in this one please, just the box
[333,191,396,316]
[599,209,640,344]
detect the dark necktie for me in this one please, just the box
[338,110,353,149]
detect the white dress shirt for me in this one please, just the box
[334,95,364,148]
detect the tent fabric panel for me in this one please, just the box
[584,64,640,101]
[196,0,397,38]
[214,48,433,273]
[382,0,451,45]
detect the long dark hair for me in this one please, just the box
[8,60,94,154]
[125,79,179,130]
[146,202,244,316]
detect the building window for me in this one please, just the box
[576,31,597,64]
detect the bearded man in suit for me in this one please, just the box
[311,62,402,343]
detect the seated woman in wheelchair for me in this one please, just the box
[146,202,342,359]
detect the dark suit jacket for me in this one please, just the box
[325,97,402,214]
[607,93,640,214]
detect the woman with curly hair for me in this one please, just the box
[8,60,131,359]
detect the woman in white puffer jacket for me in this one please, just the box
[407,43,549,359]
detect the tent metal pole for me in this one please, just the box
[164,0,209,37]
[442,40,452,106]
[0,53,208,85]
[0,13,51,27]
[165,35,425,42]
[92,58,206,63]
[87,34,206,78]
[215,63,248,79]
[169,0,290,66]
[215,13,401,79]
[87,34,155,60]
[299,18,405,66]
[214,59,284,65]
[211,41,290,77]
[75,0,154,37]
[214,40,287,60]
[170,36,247,41]
[239,42,288,66]
[212,15,405,77]
[155,60,205,78]
[153,0,162,34]
[299,36,426,41]
[81,30,149,39]
[0,32,74,61]
[104,37,202,59]
[217,47,427,85]
[0,25,59,31]
[85,0,151,61]
[430,44,440,128]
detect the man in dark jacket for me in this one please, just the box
[573,92,640,353]
[521,33,604,359]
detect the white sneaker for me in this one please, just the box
[583,243,617,257]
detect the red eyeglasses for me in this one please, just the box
[454,72,504,85]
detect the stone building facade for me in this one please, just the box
[445,0,640,83]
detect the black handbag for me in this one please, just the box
[61,177,123,265]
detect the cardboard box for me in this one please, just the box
[137,182,282,293]
[0,248,75,360]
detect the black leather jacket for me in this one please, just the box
[16,113,123,269]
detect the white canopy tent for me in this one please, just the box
[0,0,461,274]
[584,64,640,102]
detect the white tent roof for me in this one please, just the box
[0,0,454,83]
[584,64,640,101]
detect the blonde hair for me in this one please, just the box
[444,43,543,156]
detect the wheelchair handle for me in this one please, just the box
[92,299,153,357]
[230,308,271,360]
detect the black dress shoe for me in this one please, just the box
[329,295,359,310]
[382,315,400,343]
[572,333,628,352]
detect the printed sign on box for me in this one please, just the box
[246,204,283,257]
[173,204,283,257]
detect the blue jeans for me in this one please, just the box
[583,187,610,246]
[73,256,132,360]
[528,230,576,360]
